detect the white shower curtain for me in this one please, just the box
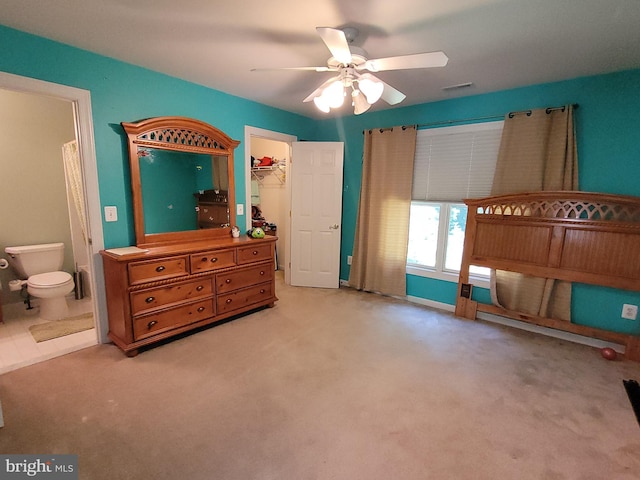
[62,140,87,243]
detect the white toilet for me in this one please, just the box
[4,243,75,320]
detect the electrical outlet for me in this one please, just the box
[347,255,352,265]
[622,304,638,320]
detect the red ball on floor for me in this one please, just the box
[600,347,617,360]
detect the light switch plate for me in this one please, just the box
[237,204,244,215]
[104,206,118,222]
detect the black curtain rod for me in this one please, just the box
[362,103,579,134]
[416,114,503,129]
[507,103,579,118]
[365,125,415,134]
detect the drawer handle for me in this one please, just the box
[147,320,158,329]
[225,279,231,284]
[155,265,165,272]
[197,306,205,313]
[260,270,265,276]
[226,298,232,304]
[196,285,204,291]
[252,250,258,255]
[210,258,218,263]
[201,257,208,262]
[260,289,266,294]
[145,296,155,303]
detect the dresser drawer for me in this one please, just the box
[130,278,213,316]
[128,256,188,285]
[237,243,273,265]
[217,282,273,315]
[133,299,214,341]
[190,248,236,274]
[216,262,274,294]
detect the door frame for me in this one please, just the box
[244,126,297,284]
[0,71,109,343]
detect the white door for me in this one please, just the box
[290,141,344,288]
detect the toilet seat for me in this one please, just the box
[28,271,73,288]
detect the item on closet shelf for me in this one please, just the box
[252,205,264,220]
[251,179,261,204]
[264,223,277,236]
[257,156,273,167]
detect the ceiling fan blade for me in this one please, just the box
[380,82,407,105]
[381,84,406,105]
[360,51,449,72]
[357,73,406,105]
[303,75,341,102]
[316,27,352,65]
[251,66,335,72]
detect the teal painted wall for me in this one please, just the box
[316,68,640,335]
[2,24,639,335]
[0,25,318,248]
[139,150,200,234]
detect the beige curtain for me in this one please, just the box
[348,126,417,297]
[490,105,578,320]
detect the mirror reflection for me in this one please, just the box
[138,147,230,234]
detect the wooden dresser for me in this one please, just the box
[100,236,277,356]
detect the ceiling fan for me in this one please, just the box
[253,27,449,115]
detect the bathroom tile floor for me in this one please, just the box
[0,296,97,374]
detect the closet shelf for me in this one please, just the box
[251,164,286,185]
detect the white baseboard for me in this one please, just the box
[405,295,624,353]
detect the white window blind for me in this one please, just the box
[412,121,504,201]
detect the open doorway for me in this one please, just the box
[244,127,296,283]
[0,72,107,373]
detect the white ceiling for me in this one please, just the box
[2,0,639,119]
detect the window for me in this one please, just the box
[407,121,504,284]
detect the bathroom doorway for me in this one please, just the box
[0,72,106,374]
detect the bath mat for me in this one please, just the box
[29,313,94,343]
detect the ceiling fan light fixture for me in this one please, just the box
[352,89,371,115]
[320,80,344,108]
[313,95,331,113]
[358,76,384,104]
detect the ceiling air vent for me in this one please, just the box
[442,82,474,91]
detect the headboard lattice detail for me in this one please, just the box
[478,199,640,222]
[138,128,227,150]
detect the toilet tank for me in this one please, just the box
[4,242,65,278]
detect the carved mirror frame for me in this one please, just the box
[122,116,240,247]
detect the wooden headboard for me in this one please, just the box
[455,191,640,361]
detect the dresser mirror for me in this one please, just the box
[122,116,240,247]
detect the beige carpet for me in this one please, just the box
[1,274,640,479]
[28,313,94,342]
